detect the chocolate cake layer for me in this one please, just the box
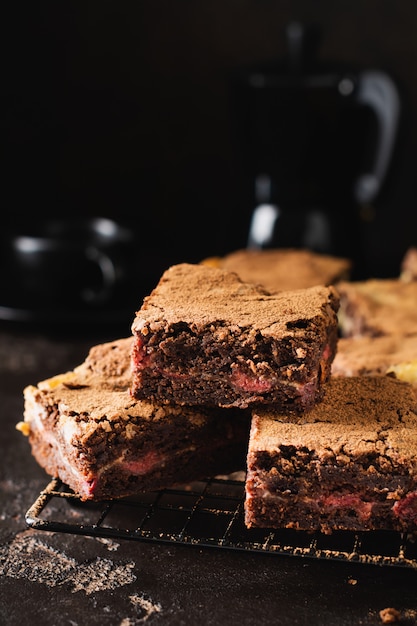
[131,263,340,410]
[20,337,250,501]
[245,375,417,535]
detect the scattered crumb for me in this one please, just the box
[94,536,120,551]
[15,421,30,436]
[348,578,357,585]
[403,609,417,621]
[129,594,162,622]
[118,595,162,625]
[379,607,402,623]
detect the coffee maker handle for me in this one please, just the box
[353,70,400,205]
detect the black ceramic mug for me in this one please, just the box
[6,217,135,310]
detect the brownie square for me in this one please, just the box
[245,375,417,535]
[21,337,250,501]
[131,263,340,410]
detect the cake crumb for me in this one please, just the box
[15,421,30,436]
[347,578,357,585]
[379,607,401,623]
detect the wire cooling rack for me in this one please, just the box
[26,477,417,570]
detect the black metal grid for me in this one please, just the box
[26,477,417,570]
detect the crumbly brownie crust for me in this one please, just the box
[337,278,417,338]
[203,248,351,293]
[131,263,340,410]
[245,376,417,534]
[22,337,250,501]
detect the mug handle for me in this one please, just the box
[81,246,117,304]
[353,70,401,205]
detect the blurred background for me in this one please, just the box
[3,1,417,312]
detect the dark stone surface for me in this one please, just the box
[1,322,417,625]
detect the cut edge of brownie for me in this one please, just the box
[131,263,340,410]
[244,375,417,535]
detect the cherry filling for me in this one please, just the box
[230,369,273,394]
[320,493,373,521]
[83,476,98,498]
[392,491,417,524]
[132,337,152,369]
[322,343,332,361]
[81,450,162,497]
[132,334,332,400]
[121,450,161,475]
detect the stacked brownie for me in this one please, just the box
[132,262,399,534]
[20,258,417,537]
[130,263,340,411]
[20,262,340,503]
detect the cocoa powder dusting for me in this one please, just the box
[0,531,136,594]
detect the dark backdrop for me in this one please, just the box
[3,1,417,281]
